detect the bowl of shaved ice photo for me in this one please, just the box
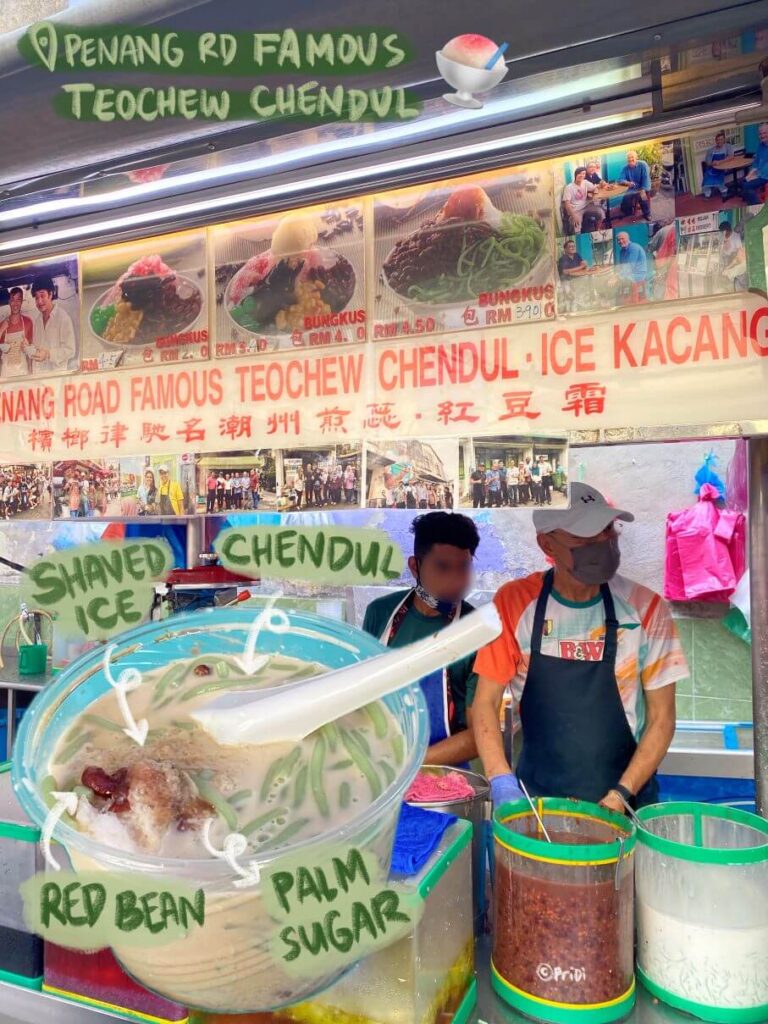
[436,35,508,109]
[223,211,358,342]
[88,253,204,347]
[12,609,429,1013]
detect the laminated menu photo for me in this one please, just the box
[80,230,209,372]
[213,203,366,356]
[372,167,556,341]
[0,254,80,379]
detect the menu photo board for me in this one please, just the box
[212,202,367,356]
[372,166,556,341]
[0,253,81,378]
[80,229,209,373]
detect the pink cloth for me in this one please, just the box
[664,483,746,603]
[405,771,475,802]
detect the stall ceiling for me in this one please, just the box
[2,0,768,195]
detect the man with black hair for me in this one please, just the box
[30,274,76,375]
[363,511,480,767]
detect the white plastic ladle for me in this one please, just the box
[190,603,502,747]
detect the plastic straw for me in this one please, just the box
[485,42,508,70]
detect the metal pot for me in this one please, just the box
[405,765,491,933]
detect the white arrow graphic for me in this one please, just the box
[201,819,262,888]
[234,600,290,676]
[103,644,149,746]
[42,791,78,871]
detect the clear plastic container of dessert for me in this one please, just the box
[405,765,490,934]
[492,797,636,1024]
[0,762,44,988]
[188,818,476,1024]
[12,609,429,1014]
[636,801,768,1024]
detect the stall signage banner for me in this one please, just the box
[0,293,766,460]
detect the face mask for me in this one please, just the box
[414,581,458,618]
[569,535,621,585]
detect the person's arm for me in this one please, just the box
[600,684,676,812]
[424,718,478,766]
[472,676,511,779]
[640,163,652,191]
[171,484,184,516]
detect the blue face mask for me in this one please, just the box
[414,580,458,617]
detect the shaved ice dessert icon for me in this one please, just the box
[436,34,508,109]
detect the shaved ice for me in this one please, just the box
[442,34,502,70]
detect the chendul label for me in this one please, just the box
[21,539,173,639]
[262,846,422,976]
[21,871,205,950]
[215,526,404,585]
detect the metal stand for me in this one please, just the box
[749,437,768,817]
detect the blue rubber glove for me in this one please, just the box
[490,773,524,808]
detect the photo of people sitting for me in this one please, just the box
[557,142,675,235]
[53,461,120,519]
[0,258,80,378]
[556,232,615,313]
[0,465,49,520]
[279,446,362,512]
[673,123,768,215]
[195,453,277,514]
[676,211,748,298]
[459,437,568,509]
[366,440,456,511]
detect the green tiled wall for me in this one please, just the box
[674,616,752,722]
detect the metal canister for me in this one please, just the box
[405,765,491,933]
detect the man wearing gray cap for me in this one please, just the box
[472,483,687,812]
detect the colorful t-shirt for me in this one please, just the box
[473,572,688,738]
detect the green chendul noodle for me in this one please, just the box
[241,806,289,838]
[364,703,389,740]
[310,735,330,817]
[405,214,546,304]
[378,759,396,786]
[339,781,352,809]
[292,764,309,809]
[269,817,311,849]
[341,730,382,801]
[192,774,238,832]
[56,730,95,764]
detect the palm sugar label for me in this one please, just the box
[262,846,422,975]
[21,871,206,951]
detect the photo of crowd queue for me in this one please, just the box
[0,258,80,378]
[557,142,675,236]
[53,461,120,519]
[674,123,768,216]
[460,436,569,510]
[365,440,456,511]
[197,453,277,514]
[0,465,50,520]
[279,447,362,512]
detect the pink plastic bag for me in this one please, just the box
[664,484,746,603]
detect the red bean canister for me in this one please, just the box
[492,798,636,1024]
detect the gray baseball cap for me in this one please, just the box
[533,482,634,538]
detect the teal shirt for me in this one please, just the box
[362,589,478,731]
